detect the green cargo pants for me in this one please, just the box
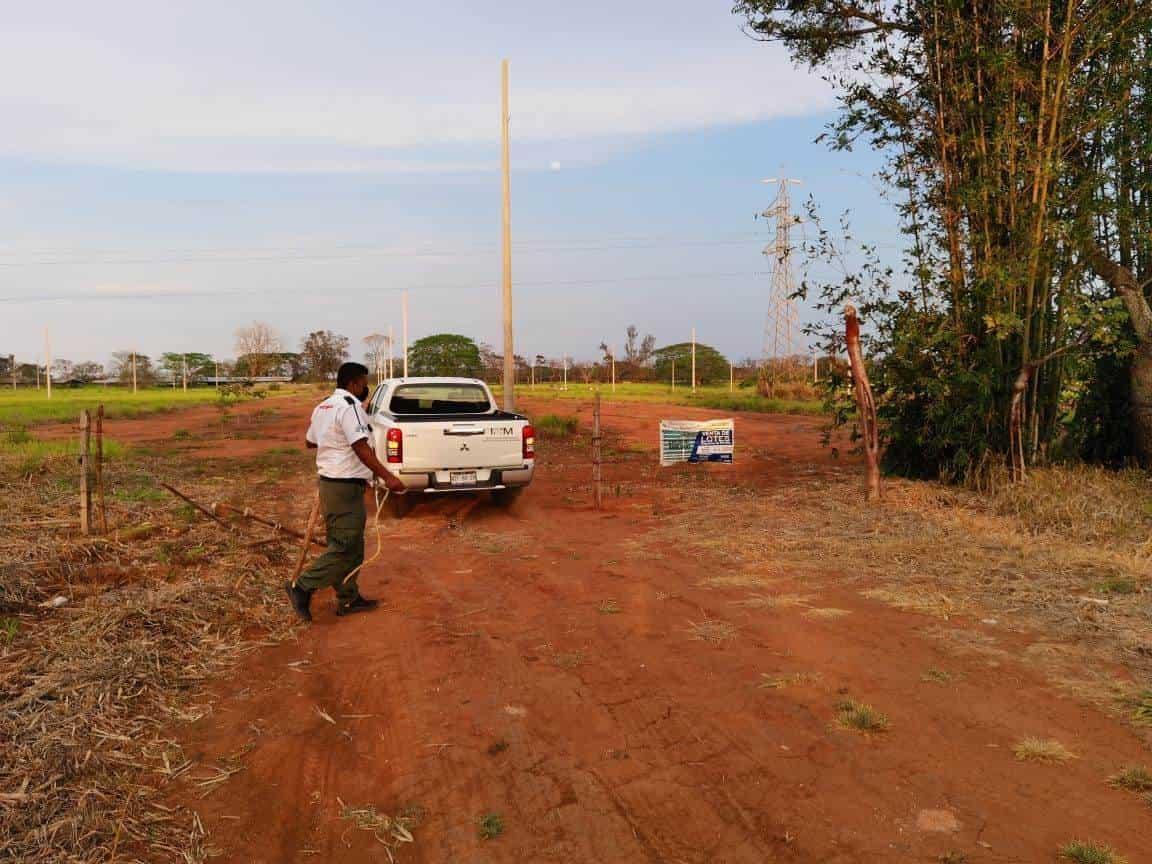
[297,478,366,602]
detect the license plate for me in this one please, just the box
[450,471,477,486]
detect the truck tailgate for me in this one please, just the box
[401,420,522,470]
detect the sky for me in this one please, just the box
[0,0,901,368]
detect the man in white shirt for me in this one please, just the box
[286,362,404,622]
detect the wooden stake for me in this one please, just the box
[159,482,232,528]
[501,58,515,411]
[95,404,107,533]
[79,410,92,534]
[592,391,603,510]
[291,494,322,588]
[212,501,324,547]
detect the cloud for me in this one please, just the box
[0,3,832,174]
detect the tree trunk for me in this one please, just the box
[1085,245,1152,466]
[845,305,882,501]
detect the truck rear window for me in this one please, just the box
[389,384,492,415]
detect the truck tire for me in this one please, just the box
[490,487,523,508]
[387,492,413,519]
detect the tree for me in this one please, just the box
[300,331,350,381]
[111,351,155,386]
[50,359,74,381]
[652,342,728,385]
[736,0,1152,476]
[408,334,482,377]
[234,322,281,378]
[160,352,214,384]
[363,333,391,380]
[73,361,104,383]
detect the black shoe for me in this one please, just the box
[285,581,313,622]
[336,594,380,617]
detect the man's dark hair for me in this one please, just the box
[336,362,370,389]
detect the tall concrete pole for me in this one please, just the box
[501,58,515,410]
[44,328,52,398]
[402,290,409,378]
[691,327,697,394]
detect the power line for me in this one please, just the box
[0,269,774,305]
[0,233,765,268]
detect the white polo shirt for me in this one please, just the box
[305,388,374,481]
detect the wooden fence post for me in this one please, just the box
[592,391,603,510]
[79,410,93,534]
[95,404,107,533]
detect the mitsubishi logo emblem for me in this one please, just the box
[459,442,470,452]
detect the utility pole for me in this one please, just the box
[215,359,220,388]
[131,351,138,393]
[10,354,15,390]
[500,58,515,411]
[759,175,804,376]
[691,327,697,394]
[182,354,188,391]
[388,324,395,378]
[562,355,568,391]
[610,346,616,394]
[44,328,52,398]
[402,290,409,378]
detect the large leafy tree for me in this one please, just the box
[736,0,1152,475]
[408,334,483,377]
[652,342,729,386]
[300,331,350,381]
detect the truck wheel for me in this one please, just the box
[491,487,523,508]
[387,492,413,519]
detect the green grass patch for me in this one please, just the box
[0,616,18,644]
[0,435,126,464]
[833,698,890,733]
[0,387,223,426]
[477,812,504,841]
[535,414,579,436]
[1058,840,1127,864]
[500,382,824,416]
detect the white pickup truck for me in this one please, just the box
[367,377,535,516]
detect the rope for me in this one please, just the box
[342,484,389,585]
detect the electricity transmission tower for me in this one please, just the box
[759,176,804,368]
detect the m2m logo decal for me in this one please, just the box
[486,426,516,439]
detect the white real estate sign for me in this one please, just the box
[659,419,735,467]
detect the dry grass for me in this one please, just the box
[804,607,852,619]
[833,698,890,733]
[698,572,779,589]
[759,671,822,689]
[1108,765,1152,793]
[731,592,814,610]
[1058,840,1128,864]
[0,451,303,862]
[337,798,417,861]
[1013,737,1076,764]
[652,468,1152,725]
[685,617,738,644]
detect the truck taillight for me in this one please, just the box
[386,427,403,463]
[522,424,535,460]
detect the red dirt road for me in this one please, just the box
[150,395,1149,863]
